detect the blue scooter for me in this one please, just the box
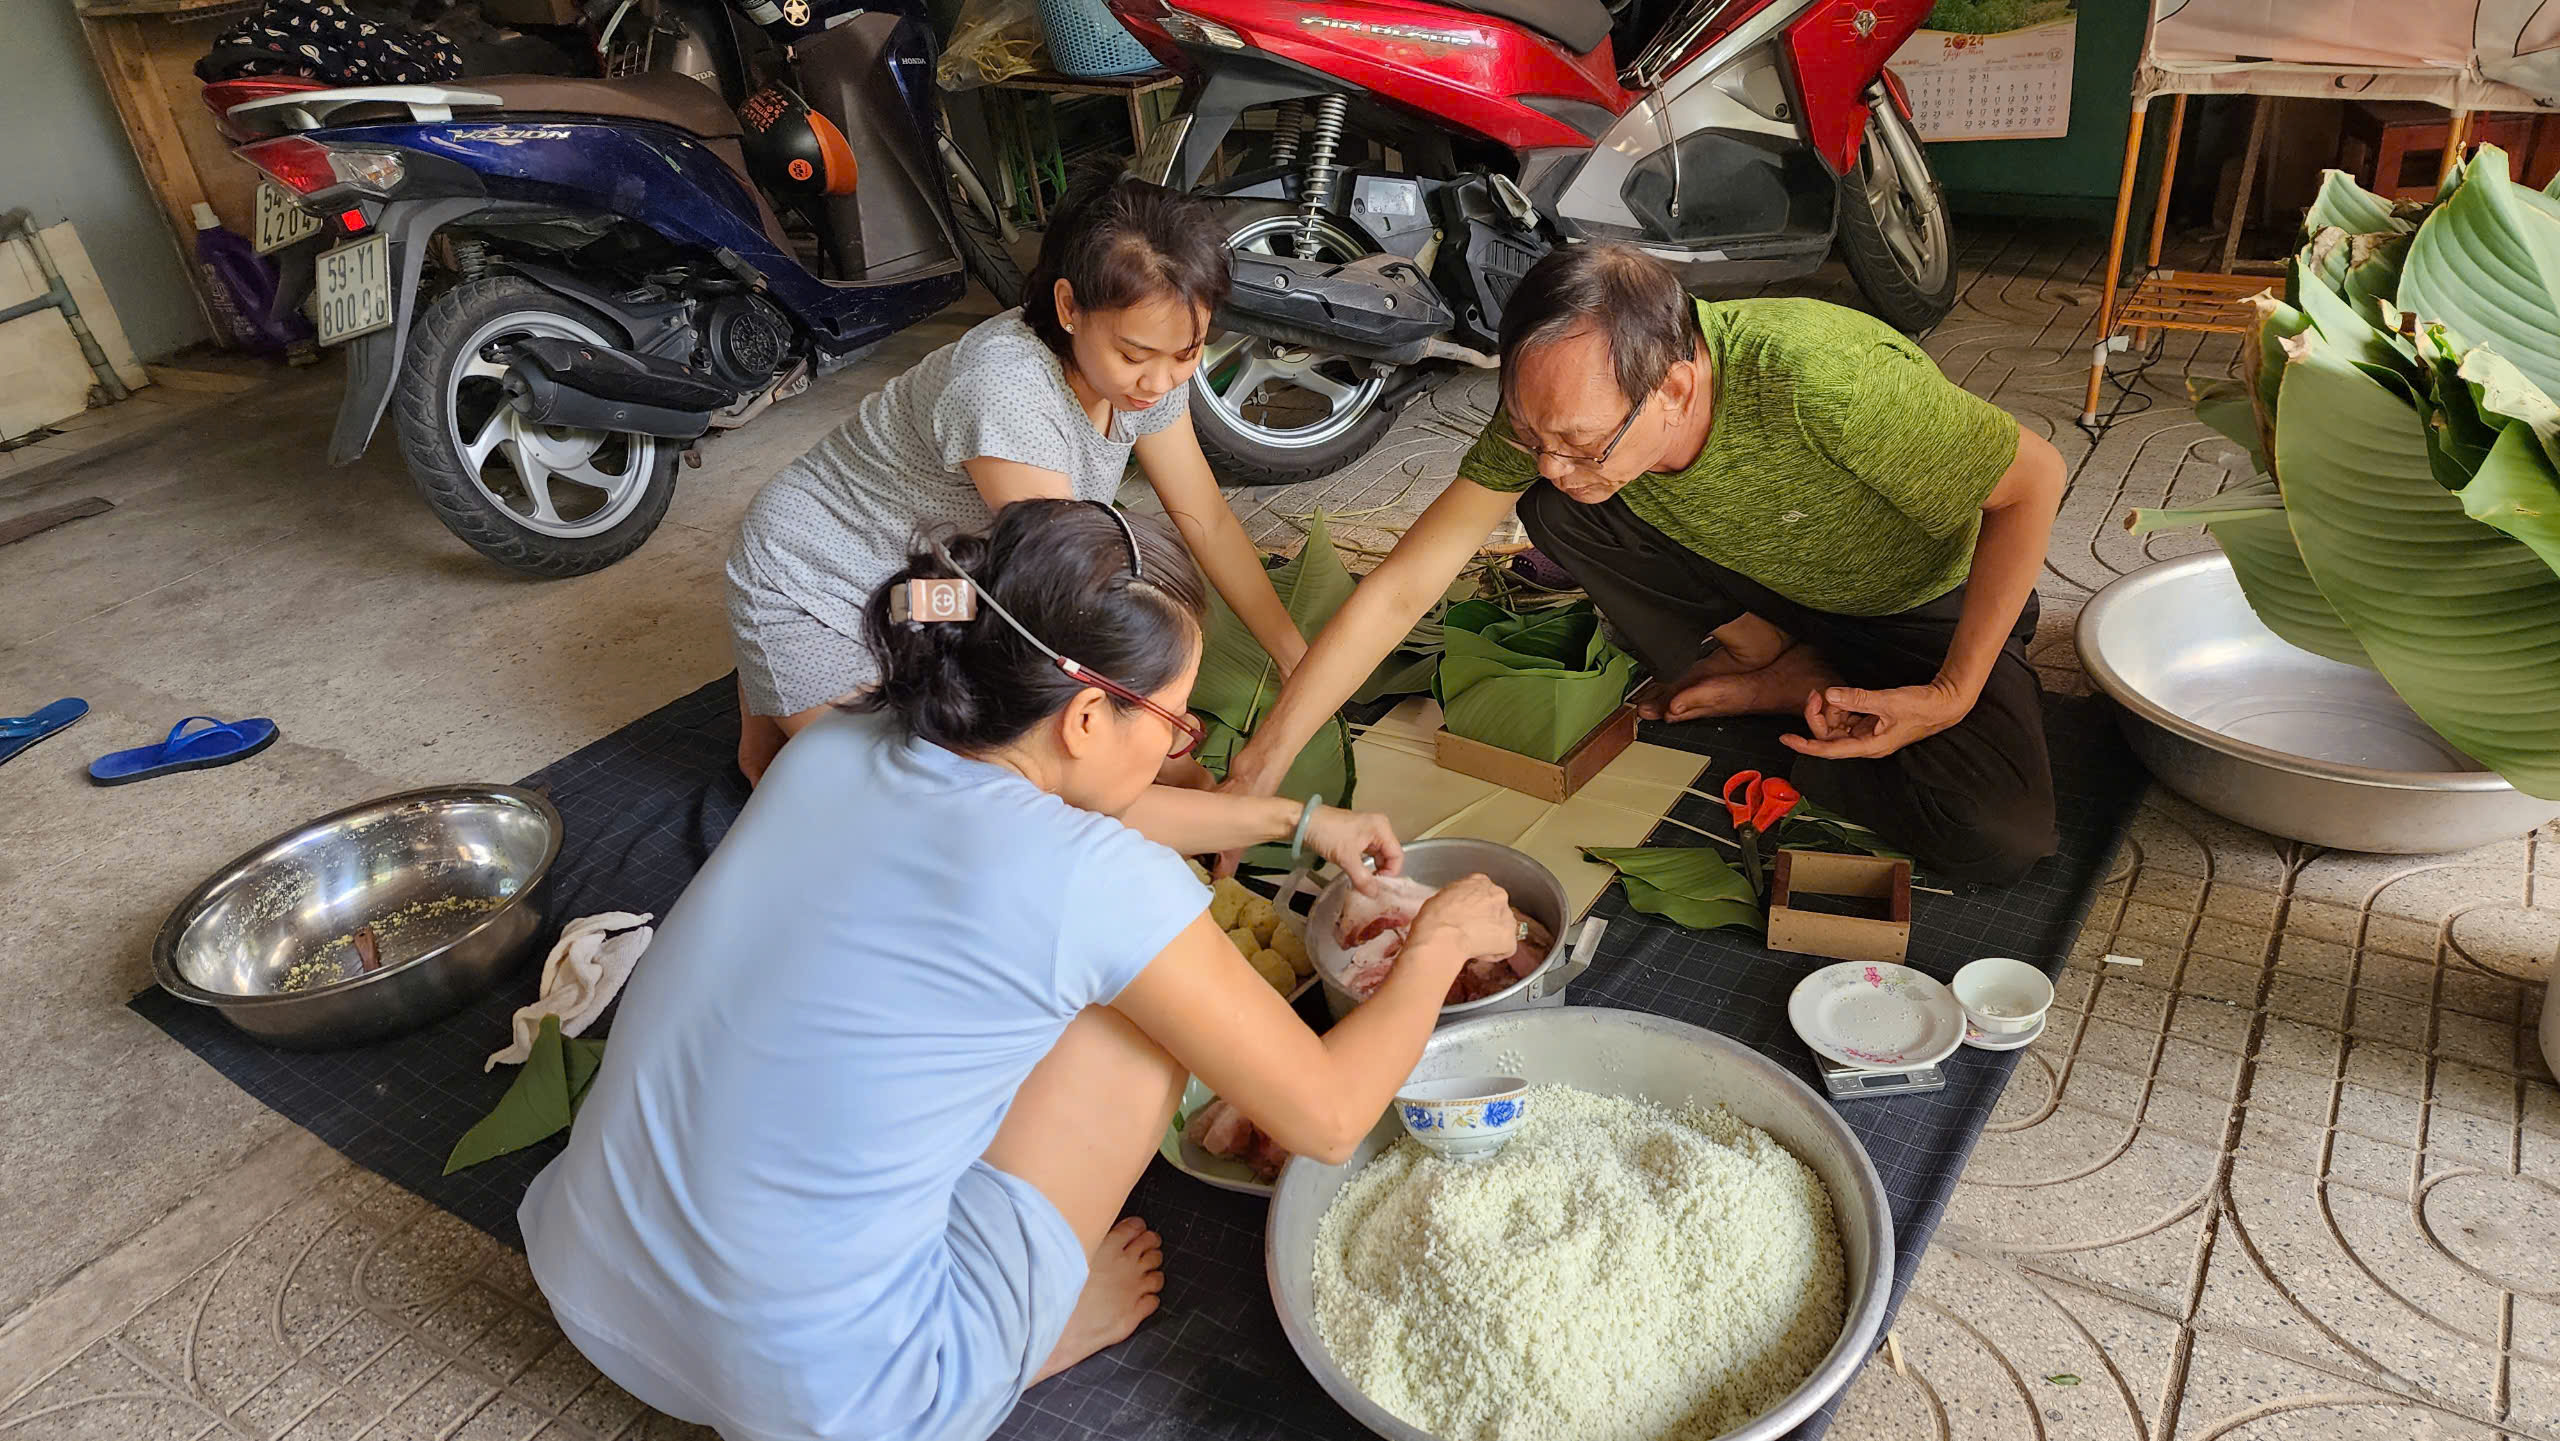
[215,0,1019,576]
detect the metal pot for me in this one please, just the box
[1305,838,1604,1023]
[153,786,562,1049]
[1266,1007,1894,1441]
[2077,552,2560,853]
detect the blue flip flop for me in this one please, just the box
[89,715,279,786]
[0,698,88,767]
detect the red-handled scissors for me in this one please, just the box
[1721,770,1803,896]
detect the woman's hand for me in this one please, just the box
[1407,874,1515,963]
[1301,807,1402,891]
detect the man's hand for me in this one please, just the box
[1783,678,1972,760]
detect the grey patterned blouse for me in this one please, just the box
[725,309,1187,716]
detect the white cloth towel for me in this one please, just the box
[486,911,654,1071]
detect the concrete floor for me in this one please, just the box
[1,223,2555,1441]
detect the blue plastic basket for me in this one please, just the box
[1036,0,1157,77]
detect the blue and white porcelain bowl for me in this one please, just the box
[1394,1075,1529,1162]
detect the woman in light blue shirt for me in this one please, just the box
[523,500,1518,1441]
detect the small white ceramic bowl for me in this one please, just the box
[1394,1075,1529,1162]
[1951,957,2054,1036]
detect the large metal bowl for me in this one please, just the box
[2078,552,2559,853]
[153,786,563,1049]
[1268,1007,1893,1441]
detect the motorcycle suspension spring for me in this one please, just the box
[1268,101,1305,171]
[1293,95,1350,261]
[455,240,490,281]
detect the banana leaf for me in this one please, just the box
[2460,423,2560,580]
[1436,602,1638,763]
[1348,573,1483,703]
[1189,513,1360,854]
[2399,146,2560,407]
[2304,169,2413,238]
[2188,378,2266,471]
[1580,846,1761,935]
[2126,479,2373,668]
[2273,335,2560,797]
[444,1016,605,1175]
[2342,231,2412,328]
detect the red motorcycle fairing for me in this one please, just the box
[1116,0,1632,152]
[1782,0,1931,174]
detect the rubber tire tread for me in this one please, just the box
[945,145,1026,308]
[1836,165,1959,335]
[391,276,679,578]
[1189,201,1397,489]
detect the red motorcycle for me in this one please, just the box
[1110,0,1952,484]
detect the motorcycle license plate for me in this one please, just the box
[315,234,392,345]
[252,182,322,255]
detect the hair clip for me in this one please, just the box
[890,577,977,625]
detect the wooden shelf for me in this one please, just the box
[76,0,252,18]
[2115,270,2269,337]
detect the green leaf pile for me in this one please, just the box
[444,1016,605,1175]
[1581,846,1762,934]
[2129,147,2560,799]
[1435,600,1639,763]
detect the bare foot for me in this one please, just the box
[1710,613,1792,671]
[1033,1217,1165,1384]
[1658,643,1842,723]
[1638,614,1796,720]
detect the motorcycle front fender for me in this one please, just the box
[326,196,483,466]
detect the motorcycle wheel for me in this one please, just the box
[1190,209,1396,488]
[941,133,1025,308]
[391,276,679,578]
[1837,103,1958,333]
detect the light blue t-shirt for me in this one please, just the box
[520,710,1207,1441]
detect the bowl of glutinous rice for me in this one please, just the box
[1267,1007,1891,1441]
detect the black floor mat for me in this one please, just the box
[134,675,2144,1441]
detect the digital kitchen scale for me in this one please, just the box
[1817,1055,1946,1101]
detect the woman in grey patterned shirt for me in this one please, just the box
[728,178,1307,783]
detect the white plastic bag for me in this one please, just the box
[937,0,1045,90]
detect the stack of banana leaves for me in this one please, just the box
[2131,148,2560,800]
[1189,516,1638,863]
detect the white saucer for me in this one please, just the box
[1963,1012,2048,1052]
[1788,962,1967,1072]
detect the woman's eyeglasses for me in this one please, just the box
[1502,392,1648,470]
[924,536,1207,760]
[1057,659,1207,759]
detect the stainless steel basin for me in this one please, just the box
[1305,838,1596,1023]
[153,786,562,1049]
[2076,552,2558,852]
[1267,1007,1893,1441]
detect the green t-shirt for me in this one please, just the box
[1459,297,2020,617]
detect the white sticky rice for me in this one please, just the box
[1312,1085,1845,1441]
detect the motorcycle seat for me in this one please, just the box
[469,73,742,140]
[1428,0,1612,55]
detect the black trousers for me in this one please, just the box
[1521,486,2058,885]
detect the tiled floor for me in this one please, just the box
[2,222,2554,1441]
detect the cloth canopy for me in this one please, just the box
[2141,0,2560,110]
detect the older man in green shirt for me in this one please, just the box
[1225,242,2067,883]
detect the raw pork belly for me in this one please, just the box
[1331,876,1551,1005]
[1183,1098,1292,1181]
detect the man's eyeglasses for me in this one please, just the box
[1502,393,1648,470]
